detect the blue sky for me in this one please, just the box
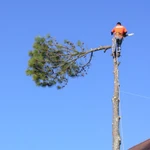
[0,0,150,149]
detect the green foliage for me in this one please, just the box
[26,34,93,89]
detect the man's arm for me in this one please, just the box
[123,27,127,37]
[111,28,115,35]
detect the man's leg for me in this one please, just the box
[117,38,123,57]
[118,38,123,52]
[115,37,123,57]
[116,39,120,51]
[115,36,121,51]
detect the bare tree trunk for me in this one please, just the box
[112,38,121,150]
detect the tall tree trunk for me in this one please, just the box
[112,38,121,150]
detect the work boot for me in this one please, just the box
[111,51,116,58]
[118,47,121,52]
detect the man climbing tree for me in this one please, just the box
[111,22,127,57]
[26,29,133,150]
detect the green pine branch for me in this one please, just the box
[26,34,111,89]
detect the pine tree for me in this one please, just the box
[26,34,121,150]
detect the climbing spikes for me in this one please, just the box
[111,51,121,58]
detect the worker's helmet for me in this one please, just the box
[117,22,121,25]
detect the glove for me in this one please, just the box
[123,32,127,37]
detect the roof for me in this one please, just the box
[129,139,150,150]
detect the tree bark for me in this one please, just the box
[112,38,121,150]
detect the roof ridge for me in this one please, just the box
[129,139,150,150]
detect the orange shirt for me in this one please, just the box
[111,25,127,37]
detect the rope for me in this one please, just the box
[119,90,150,150]
[120,91,150,100]
[119,91,125,150]
[118,58,125,150]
